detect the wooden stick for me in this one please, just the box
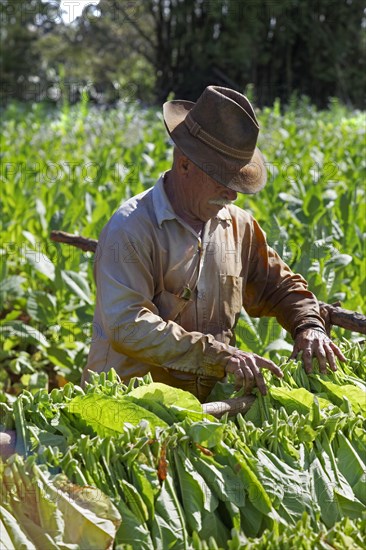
[50,230,98,253]
[319,302,366,335]
[202,395,256,418]
[50,230,366,334]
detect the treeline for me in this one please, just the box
[1,0,365,107]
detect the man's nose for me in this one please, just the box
[222,187,237,201]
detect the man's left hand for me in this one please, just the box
[290,328,346,374]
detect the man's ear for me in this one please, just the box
[178,155,190,176]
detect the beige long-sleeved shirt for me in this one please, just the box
[83,175,324,387]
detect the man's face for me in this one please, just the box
[182,160,238,223]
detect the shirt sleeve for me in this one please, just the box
[243,217,325,338]
[94,220,232,378]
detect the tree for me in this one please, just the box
[2,0,364,107]
[104,0,365,107]
[0,0,61,102]
[35,0,156,104]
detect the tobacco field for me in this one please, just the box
[0,97,365,548]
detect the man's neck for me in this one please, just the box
[163,171,205,235]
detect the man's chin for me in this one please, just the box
[211,202,228,211]
[208,201,232,208]
[200,204,222,221]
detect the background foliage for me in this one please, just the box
[0,0,365,107]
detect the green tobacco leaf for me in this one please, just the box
[310,456,341,528]
[8,352,34,375]
[243,397,264,426]
[68,393,168,436]
[171,407,216,423]
[46,345,75,370]
[151,472,189,550]
[191,449,246,508]
[224,500,241,532]
[25,251,55,281]
[22,230,38,247]
[204,381,236,403]
[336,431,366,504]
[128,382,201,410]
[35,198,47,232]
[119,478,149,524]
[198,512,231,548]
[187,421,224,448]
[303,193,322,217]
[26,291,57,324]
[128,382,209,421]
[125,395,176,425]
[325,516,366,550]
[173,447,206,532]
[314,380,366,415]
[334,490,366,519]
[278,192,303,205]
[61,270,92,304]
[114,500,153,550]
[130,463,159,522]
[238,498,264,538]
[0,505,36,550]
[0,320,49,348]
[231,453,273,515]
[173,445,220,537]
[325,254,353,268]
[256,449,315,526]
[0,276,25,308]
[270,387,331,415]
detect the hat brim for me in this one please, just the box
[163,99,267,194]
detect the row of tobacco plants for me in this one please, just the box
[1,343,365,547]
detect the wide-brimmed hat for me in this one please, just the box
[163,85,267,194]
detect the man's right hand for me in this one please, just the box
[225,351,283,395]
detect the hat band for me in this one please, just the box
[185,112,254,161]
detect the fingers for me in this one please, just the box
[240,360,256,395]
[302,347,314,374]
[324,342,337,371]
[244,355,267,395]
[257,355,284,379]
[289,344,299,361]
[300,342,338,374]
[294,328,346,373]
[329,341,347,362]
[299,341,342,374]
[314,343,328,374]
[226,356,254,393]
[225,353,283,396]
[322,341,345,371]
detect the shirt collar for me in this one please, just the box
[152,174,177,228]
[152,173,233,228]
[215,205,232,222]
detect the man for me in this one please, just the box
[82,86,345,401]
